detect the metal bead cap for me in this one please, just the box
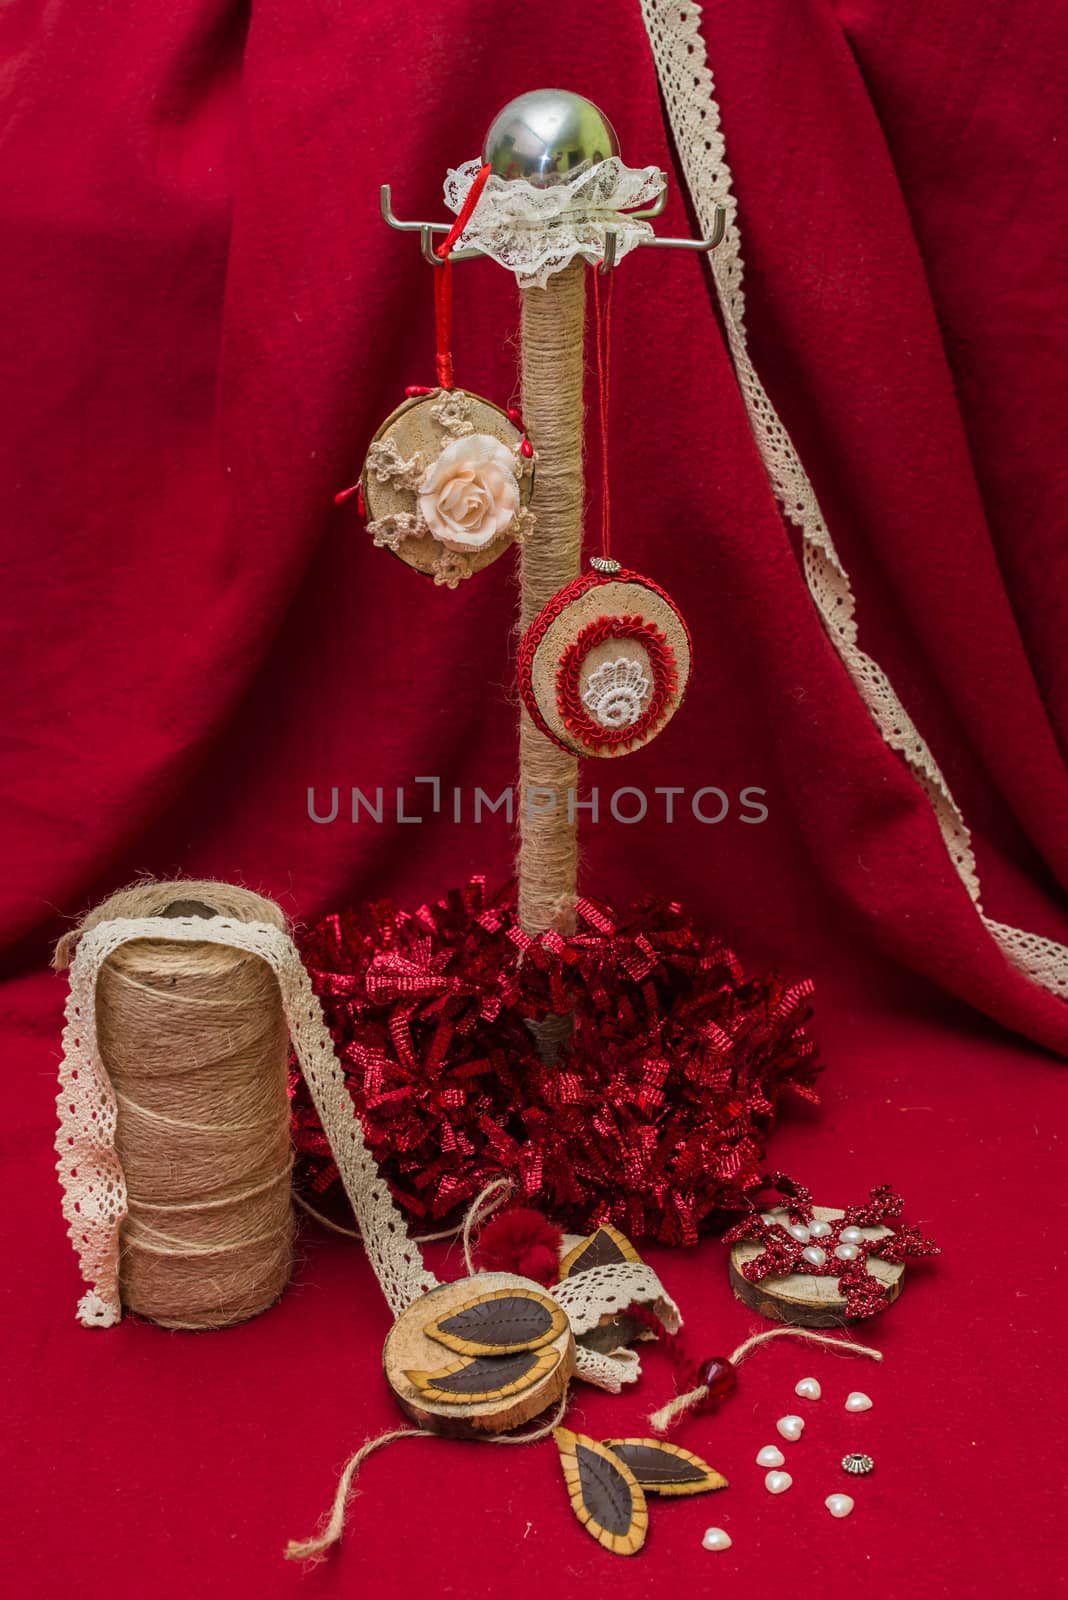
[841,1452,875,1476]
[590,556,622,574]
[483,90,619,185]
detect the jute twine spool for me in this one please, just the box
[54,881,294,1330]
[518,261,585,948]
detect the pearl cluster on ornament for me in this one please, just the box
[701,1375,876,1553]
[764,1212,868,1267]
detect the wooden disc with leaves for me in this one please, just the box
[383,1273,575,1437]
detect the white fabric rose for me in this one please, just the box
[418,433,520,552]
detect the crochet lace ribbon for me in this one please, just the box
[56,915,439,1328]
[443,158,664,289]
[551,1263,682,1394]
[639,0,1068,1001]
[55,914,684,1378]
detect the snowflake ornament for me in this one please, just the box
[722,1175,940,1319]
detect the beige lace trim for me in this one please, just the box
[640,0,1068,1001]
[56,916,440,1326]
[56,915,687,1370]
[443,158,664,289]
[550,1261,680,1339]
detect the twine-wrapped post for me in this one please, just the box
[517,261,585,946]
[380,91,720,1056]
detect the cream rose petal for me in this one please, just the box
[418,433,521,551]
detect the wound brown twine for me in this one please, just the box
[519,263,585,1063]
[54,880,294,1330]
[518,261,585,946]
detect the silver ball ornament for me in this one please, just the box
[482,89,619,185]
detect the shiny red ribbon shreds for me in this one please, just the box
[290,880,820,1242]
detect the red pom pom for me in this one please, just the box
[473,1208,563,1286]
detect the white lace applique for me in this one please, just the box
[365,437,423,490]
[443,158,666,289]
[426,549,477,589]
[510,505,536,548]
[640,0,1068,1001]
[429,388,476,438]
[367,511,423,552]
[582,658,651,729]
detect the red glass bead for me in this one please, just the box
[520,438,534,458]
[699,1357,737,1403]
[507,407,523,424]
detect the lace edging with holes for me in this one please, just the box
[572,1343,642,1393]
[443,158,664,289]
[550,1262,681,1338]
[639,0,1068,1001]
[56,916,440,1326]
[56,917,688,1360]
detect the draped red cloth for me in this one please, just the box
[1,3,1065,1597]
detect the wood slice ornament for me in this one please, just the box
[518,563,692,757]
[383,1272,575,1437]
[729,1204,905,1327]
[361,388,535,589]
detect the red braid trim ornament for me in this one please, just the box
[517,565,693,758]
[517,267,692,755]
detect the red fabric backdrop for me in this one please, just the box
[2,1,1067,1596]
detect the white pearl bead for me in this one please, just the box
[787,1222,811,1243]
[801,1244,827,1267]
[840,1226,864,1245]
[825,1493,855,1518]
[845,1391,873,1412]
[794,1377,822,1401]
[759,1212,777,1225]
[702,1527,732,1551]
[808,1220,832,1238]
[756,1445,785,1468]
[765,1470,793,1495]
[776,1414,805,1441]
[834,1243,860,1261]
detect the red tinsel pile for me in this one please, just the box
[290,878,821,1244]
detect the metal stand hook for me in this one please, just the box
[379,179,726,270]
